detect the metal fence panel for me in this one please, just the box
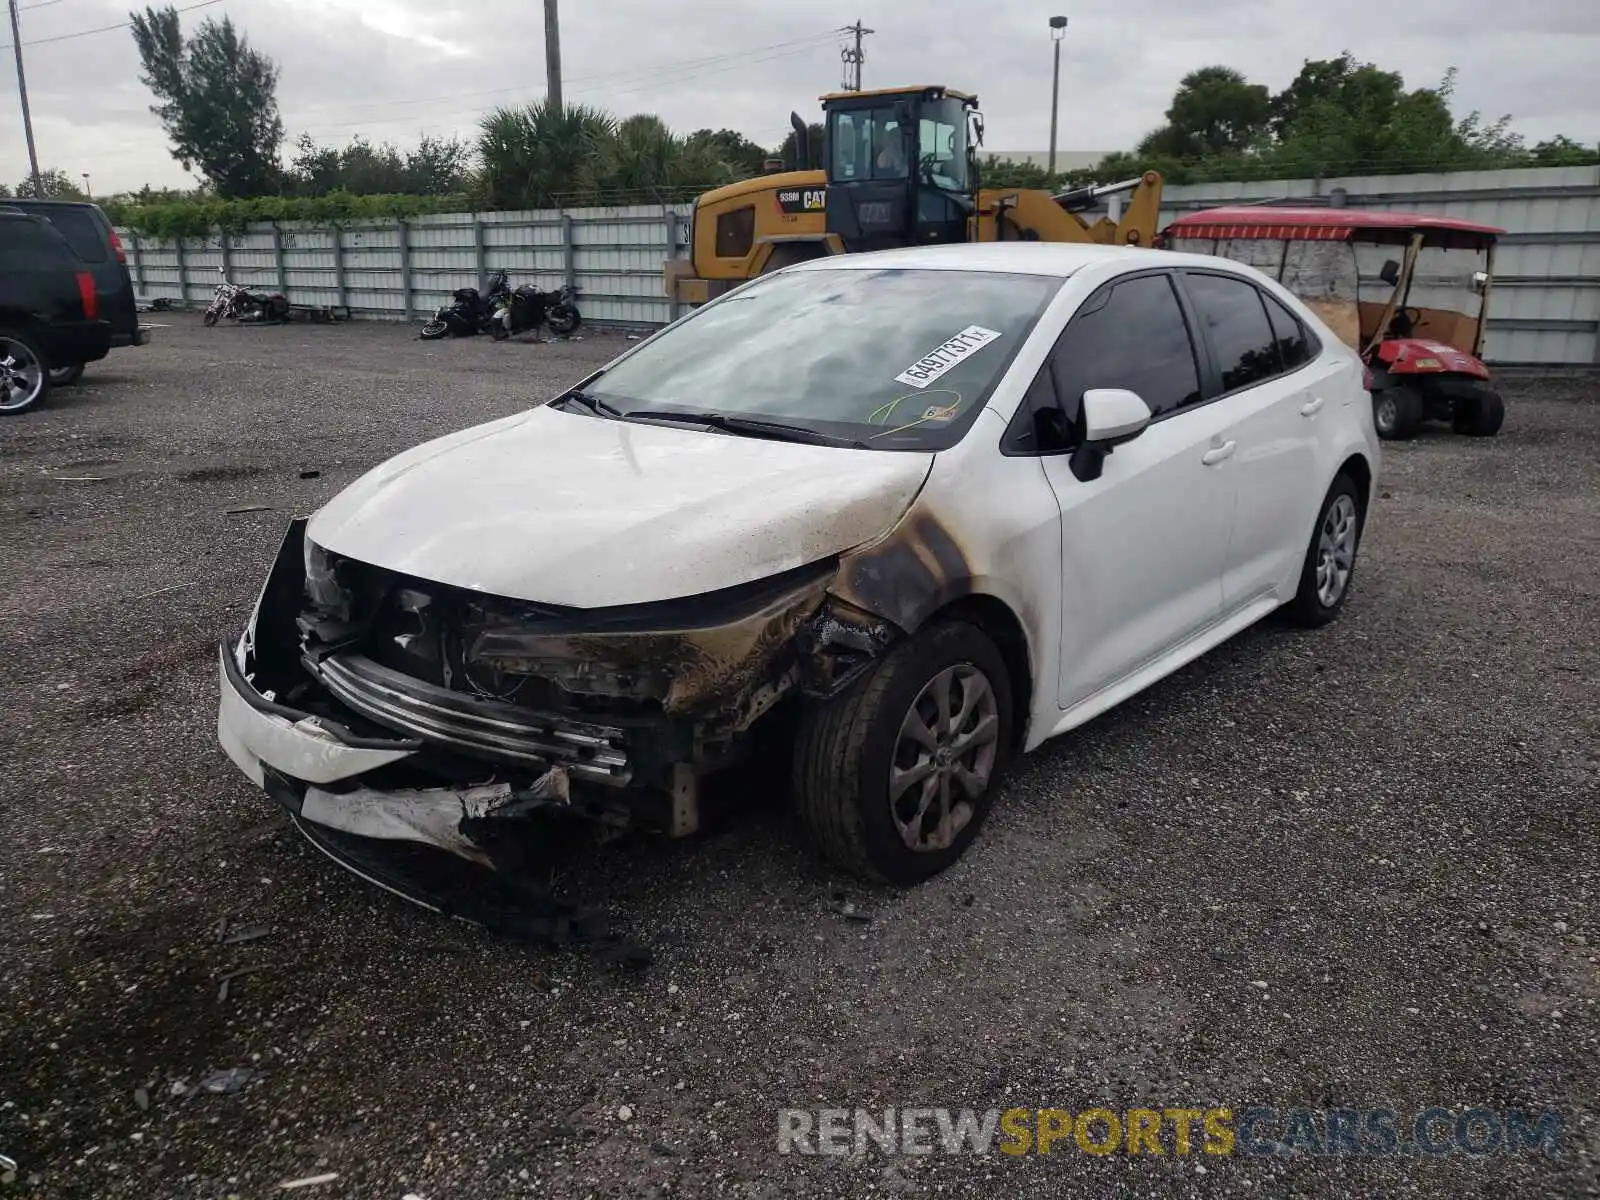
[119,172,1595,361]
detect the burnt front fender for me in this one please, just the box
[827,508,976,636]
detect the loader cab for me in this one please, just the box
[822,85,981,252]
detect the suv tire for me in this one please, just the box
[0,327,51,416]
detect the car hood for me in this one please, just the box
[306,405,933,607]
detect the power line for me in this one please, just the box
[0,0,223,50]
[278,32,842,123]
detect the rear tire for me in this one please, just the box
[1452,388,1505,437]
[547,306,582,336]
[49,362,85,386]
[793,619,1013,885]
[1373,385,1424,440]
[0,327,50,416]
[1286,474,1364,628]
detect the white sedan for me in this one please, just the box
[218,242,1378,905]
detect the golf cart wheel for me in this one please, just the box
[1452,389,1505,437]
[1286,473,1364,628]
[793,619,1013,885]
[48,362,85,386]
[1373,385,1424,440]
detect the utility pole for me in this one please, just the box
[7,0,41,195]
[543,0,562,112]
[1048,16,1067,176]
[839,19,873,92]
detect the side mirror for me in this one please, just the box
[1082,388,1152,444]
[1379,259,1401,287]
[1470,270,1489,295]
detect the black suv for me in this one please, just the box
[3,199,148,384]
[0,209,112,414]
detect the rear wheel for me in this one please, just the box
[1373,385,1424,440]
[49,362,85,386]
[0,328,50,415]
[793,619,1013,884]
[1286,474,1364,627]
[547,305,582,336]
[419,320,450,340]
[1452,388,1505,437]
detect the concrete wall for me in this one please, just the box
[118,164,1600,364]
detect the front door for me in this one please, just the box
[1025,272,1238,709]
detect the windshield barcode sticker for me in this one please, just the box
[894,326,1003,389]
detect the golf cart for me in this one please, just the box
[1161,206,1505,439]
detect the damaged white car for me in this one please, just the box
[219,242,1378,920]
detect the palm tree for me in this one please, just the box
[476,100,615,209]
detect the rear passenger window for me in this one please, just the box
[40,209,107,263]
[1185,272,1281,392]
[0,217,76,270]
[1262,291,1314,370]
[1051,274,1202,421]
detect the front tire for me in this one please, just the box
[0,327,50,416]
[419,320,449,340]
[793,619,1013,884]
[1373,385,1424,440]
[202,310,220,328]
[1286,474,1364,628]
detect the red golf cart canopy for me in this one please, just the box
[1164,206,1504,250]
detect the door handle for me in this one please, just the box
[1300,396,1326,416]
[1201,440,1236,466]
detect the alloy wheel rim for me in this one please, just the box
[889,664,1000,853]
[0,339,44,412]
[1315,494,1358,607]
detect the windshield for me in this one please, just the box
[579,267,1060,450]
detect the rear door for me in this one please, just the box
[1177,269,1332,610]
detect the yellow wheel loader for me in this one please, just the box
[663,84,1163,306]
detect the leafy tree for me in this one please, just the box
[777,122,826,170]
[1139,67,1270,159]
[15,169,87,199]
[1529,135,1599,166]
[0,182,9,198]
[129,6,284,198]
[684,128,769,178]
[406,135,473,196]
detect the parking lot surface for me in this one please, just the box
[1,315,1596,1199]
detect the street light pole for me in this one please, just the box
[1048,15,1067,176]
[7,0,42,195]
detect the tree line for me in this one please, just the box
[8,6,1592,231]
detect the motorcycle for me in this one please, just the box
[203,268,290,327]
[489,282,582,340]
[420,269,509,340]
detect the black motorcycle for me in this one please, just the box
[420,269,509,339]
[490,282,582,340]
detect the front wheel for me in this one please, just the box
[419,319,450,340]
[49,362,85,386]
[1285,474,1364,628]
[1373,385,1423,440]
[546,305,582,336]
[793,619,1013,884]
[0,327,50,415]
[202,309,220,328]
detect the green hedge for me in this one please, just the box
[103,191,472,240]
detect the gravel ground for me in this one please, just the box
[0,315,1596,1200]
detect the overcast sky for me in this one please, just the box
[3,0,1597,194]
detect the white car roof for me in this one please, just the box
[794,241,1192,278]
